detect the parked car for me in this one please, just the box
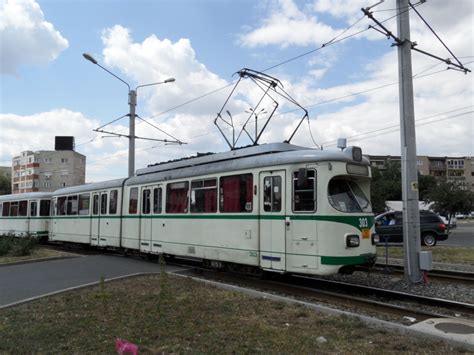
[375,210,449,246]
[438,214,457,229]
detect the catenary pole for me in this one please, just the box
[128,90,137,177]
[396,0,422,283]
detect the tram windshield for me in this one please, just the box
[328,178,372,213]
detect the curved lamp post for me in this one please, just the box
[82,53,175,177]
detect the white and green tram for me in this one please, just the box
[0,192,52,239]
[49,143,378,276]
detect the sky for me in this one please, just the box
[1,0,473,182]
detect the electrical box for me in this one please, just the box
[419,251,433,271]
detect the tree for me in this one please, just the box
[0,173,11,195]
[424,180,474,231]
[370,160,402,214]
[418,174,437,200]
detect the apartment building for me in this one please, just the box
[368,155,474,191]
[11,137,86,194]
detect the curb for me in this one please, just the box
[0,255,80,268]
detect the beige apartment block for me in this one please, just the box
[12,150,86,194]
[368,155,474,191]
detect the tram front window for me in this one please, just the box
[328,178,371,213]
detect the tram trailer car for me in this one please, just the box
[0,192,52,239]
[48,143,378,276]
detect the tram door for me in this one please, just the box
[259,171,286,271]
[139,187,153,253]
[91,192,107,246]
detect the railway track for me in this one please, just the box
[365,263,474,283]
[168,259,474,323]
[42,244,473,321]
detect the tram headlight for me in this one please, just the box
[346,234,360,248]
[371,233,380,245]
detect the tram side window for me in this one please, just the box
[19,200,28,216]
[78,194,90,215]
[293,169,316,212]
[57,197,67,216]
[93,195,99,215]
[191,178,217,213]
[129,187,138,214]
[166,181,189,213]
[30,201,38,217]
[67,195,78,215]
[219,174,253,213]
[109,190,118,215]
[40,200,51,216]
[101,193,107,215]
[263,176,282,212]
[142,189,151,214]
[2,202,10,216]
[153,187,162,214]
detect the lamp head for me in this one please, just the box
[82,53,98,65]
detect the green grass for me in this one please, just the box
[0,246,75,264]
[0,274,465,353]
[377,245,474,264]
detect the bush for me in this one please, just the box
[10,236,38,257]
[0,236,13,256]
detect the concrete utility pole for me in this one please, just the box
[128,90,137,178]
[82,53,175,178]
[396,0,422,283]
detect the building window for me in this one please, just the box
[417,159,423,166]
[61,158,69,164]
[60,170,69,176]
[293,170,316,212]
[129,187,138,214]
[44,157,52,163]
[190,178,217,213]
[44,182,52,188]
[166,181,189,213]
[109,190,118,214]
[219,174,253,213]
[61,182,66,188]
[79,194,90,215]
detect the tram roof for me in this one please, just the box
[137,143,312,176]
[52,178,126,196]
[0,192,53,202]
[126,143,369,186]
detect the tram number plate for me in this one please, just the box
[361,229,370,239]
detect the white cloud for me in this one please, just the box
[0,0,68,75]
[239,0,340,48]
[0,109,131,181]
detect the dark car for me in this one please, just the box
[375,210,449,246]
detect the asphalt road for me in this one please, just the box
[438,221,474,247]
[0,254,186,308]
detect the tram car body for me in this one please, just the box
[48,143,377,276]
[0,192,52,238]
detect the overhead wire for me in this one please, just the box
[77,3,424,149]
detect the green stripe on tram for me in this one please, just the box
[49,213,373,230]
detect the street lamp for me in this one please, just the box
[82,53,175,177]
